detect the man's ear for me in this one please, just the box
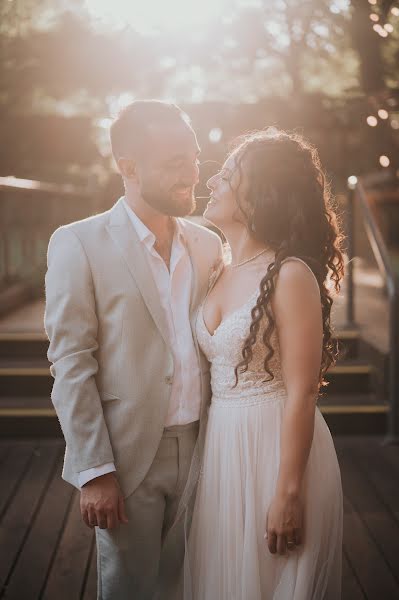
[117,157,137,180]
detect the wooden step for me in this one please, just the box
[0,325,387,436]
[0,328,361,359]
[322,410,387,436]
[0,414,61,437]
[0,359,52,397]
[334,328,361,360]
[0,359,50,374]
[0,395,54,412]
[325,361,376,394]
[0,392,390,437]
[0,396,60,437]
[0,332,47,341]
[319,392,388,412]
[0,332,48,359]
[319,391,388,435]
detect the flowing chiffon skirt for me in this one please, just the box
[186,396,343,600]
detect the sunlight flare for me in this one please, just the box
[85,0,231,33]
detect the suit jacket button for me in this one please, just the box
[165,375,173,384]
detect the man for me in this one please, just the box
[44,100,223,599]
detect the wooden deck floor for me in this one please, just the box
[0,436,399,599]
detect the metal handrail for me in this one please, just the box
[346,176,399,444]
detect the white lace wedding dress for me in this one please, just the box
[186,257,343,600]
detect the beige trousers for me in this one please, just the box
[95,421,199,600]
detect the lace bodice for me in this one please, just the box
[196,257,318,407]
[196,285,287,407]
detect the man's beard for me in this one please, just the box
[142,186,196,217]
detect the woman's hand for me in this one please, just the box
[265,491,304,555]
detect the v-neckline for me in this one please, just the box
[201,287,259,338]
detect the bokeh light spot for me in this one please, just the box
[347,175,358,189]
[209,128,223,144]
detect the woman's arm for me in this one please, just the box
[266,259,323,554]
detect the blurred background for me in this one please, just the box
[0,1,399,599]
[1,0,399,293]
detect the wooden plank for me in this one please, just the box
[0,332,47,341]
[320,404,388,414]
[0,396,53,409]
[0,444,12,477]
[0,435,397,599]
[0,408,56,417]
[0,365,50,375]
[319,393,386,407]
[337,442,399,586]
[3,452,75,600]
[0,442,13,511]
[82,536,98,600]
[334,436,399,600]
[341,436,399,522]
[341,493,399,599]
[0,441,11,457]
[328,364,373,374]
[0,441,60,592]
[342,550,365,600]
[0,441,35,518]
[377,439,399,478]
[42,491,94,600]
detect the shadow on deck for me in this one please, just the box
[1,436,399,599]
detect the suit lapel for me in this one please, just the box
[106,198,171,349]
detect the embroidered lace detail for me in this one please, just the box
[196,256,320,408]
[211,394,285,408]
[196,286,287,406]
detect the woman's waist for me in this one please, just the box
[210,372,286,394]
[210,385,287,407]
[211,396,285,409]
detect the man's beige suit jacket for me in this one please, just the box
[44,196,223,502]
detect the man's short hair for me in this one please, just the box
[110,100,191,160]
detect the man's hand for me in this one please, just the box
[80,472,129,530]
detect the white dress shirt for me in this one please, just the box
[78,198,202,487]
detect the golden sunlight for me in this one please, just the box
[84,0,232,33]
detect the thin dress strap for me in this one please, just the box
[279,256,320,295]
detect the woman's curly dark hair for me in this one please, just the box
[229,128,345,392]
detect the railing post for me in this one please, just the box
[385,286,399,444]
[347,175,399,446]
[345,178,356,329]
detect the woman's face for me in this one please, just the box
[203,151,249,229]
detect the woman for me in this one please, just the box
[186,128,344,599]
